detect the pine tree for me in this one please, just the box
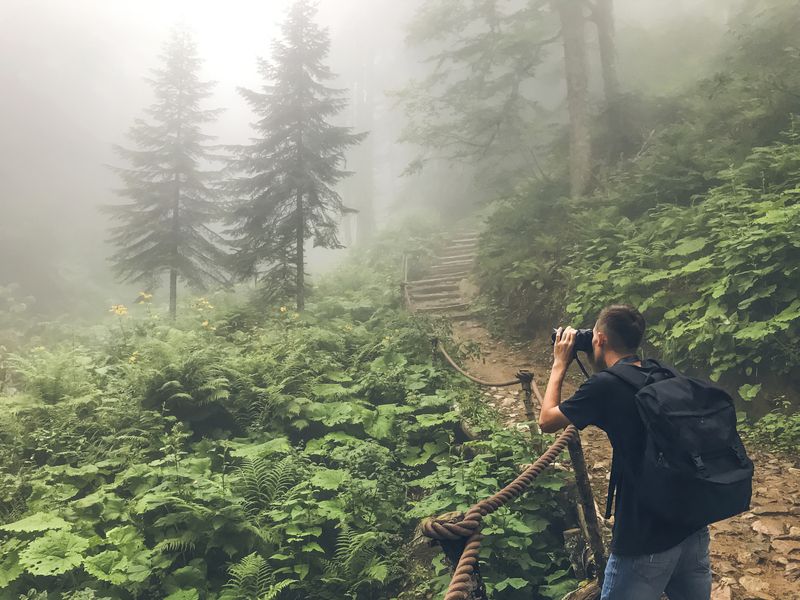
[105,28,227,318]
[399,0,560,195]
[227,0,365,311]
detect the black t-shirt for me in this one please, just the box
[559,359,698,556]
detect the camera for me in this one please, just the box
[551,328,594,355]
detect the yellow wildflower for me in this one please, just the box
[279,306,288,313]
[136,291,153,304]
[109,304,128,316]
[292,312,300,319]
[129,351,139,364]
[193,298,213,312]
[202,320,209,327]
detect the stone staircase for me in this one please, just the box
[405,231,480,319]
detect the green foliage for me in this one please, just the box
[567,128,800,383]
[0,217,577,599]
[407,427,575,599]
[18,530,90,576]
[220,552,295,600]
[477,1,800,406]
[740,401,800,456]
[8,346,100,404]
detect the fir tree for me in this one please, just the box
[105,29,227,318]
[227,0,365,311]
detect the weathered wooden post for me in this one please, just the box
[517,370,544,454]
[530,377,607,582]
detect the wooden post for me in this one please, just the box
[530,377,607,582]
[517,370,544,454]
[566,436,607,582]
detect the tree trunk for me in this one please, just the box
[555,0,592,197]
[594,0,619,106]
[593,0,624,159]
[170,173,180,320]
[295,190,305,312]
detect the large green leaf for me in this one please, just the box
[83,550,131,585]
[668,238,707,256]
[310,468,349,490]
[18,530,90,576]
[0,512,70,533]
[0,539,25,587]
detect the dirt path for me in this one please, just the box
[448,318,800,600]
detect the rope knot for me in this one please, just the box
[422,511,482,542]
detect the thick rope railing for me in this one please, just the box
[423,426,578,600]
[433,338,521,387]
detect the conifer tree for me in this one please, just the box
[106,29,227,318]
[227,0,365,311]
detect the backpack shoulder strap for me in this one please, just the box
[605,359,654,390]
[601,358,668,519]
[605,358,676,390]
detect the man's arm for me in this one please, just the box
[539,326,576,433]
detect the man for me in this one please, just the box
[539,304,711,600]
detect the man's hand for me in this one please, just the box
[540,327,575,433]
[553,326,577,369]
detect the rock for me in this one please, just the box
[716,560,738,574]
[771,539,800,554]
[738,575,770,595]
[751,518,786,537]
[752,503,793,516]
[786,561,800,581]
[710,520,736,533]
[710,582,732,600]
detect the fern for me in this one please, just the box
[221,553,295,600]
[237,455,303,518]
[321,525,389,594]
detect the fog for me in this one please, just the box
[0,0,737,315]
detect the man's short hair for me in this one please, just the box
[596,304,645,354]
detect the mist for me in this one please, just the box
[0,0,747,316]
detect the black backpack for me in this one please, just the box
[604,358,754,531]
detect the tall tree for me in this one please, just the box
[227,0,364,311]
[399,0,559,195]
[554,0,591,197]
[401,0,598,198]
[106,29,226,318]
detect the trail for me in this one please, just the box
[407,231,800,600]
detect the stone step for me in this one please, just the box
[435,252,476,262]
[410,290,463,302]
[415,302,471,314]
[407,280,460,293]
[425,269,471,279]
[407,275,466,287]
[432,259,474,270]
[449,237,480,245]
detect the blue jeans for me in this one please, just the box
[600,527,711,600]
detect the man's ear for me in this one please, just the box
[595,330,606,348]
